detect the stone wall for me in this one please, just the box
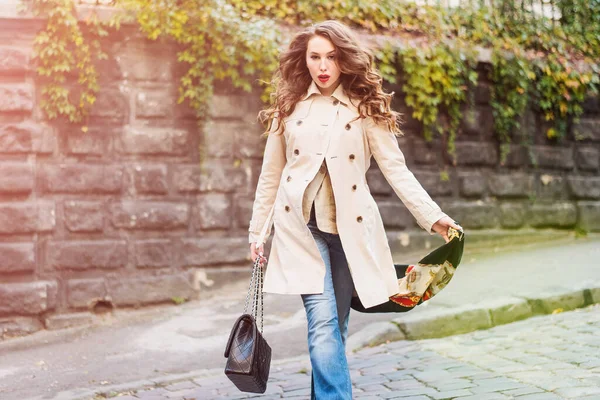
[1,12,599,338]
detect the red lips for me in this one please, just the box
[318,74,330,83]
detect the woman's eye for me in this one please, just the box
[328,55,335,60]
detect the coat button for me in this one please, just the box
[333,99,339,106]
[345,123,351,131]
[294,149,300,155]
[356,216,363,222]
[349,154,355,160]
[352,184,357,191]
[286,176,292,182]
[285,205,290,212]
[297,120,303,126]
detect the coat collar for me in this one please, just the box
[301,80,351,106]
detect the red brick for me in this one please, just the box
[0,121,56,154]
[0,202,55,234]
[41,164,123,194]
[136,89,173,118]
[194,193,232,230]
[455,142,498,166]
[173,162,246,193]
[180,238,249,267]
[89,90,129,122]
[44,313,94,330]
[0,281,56,315]
[0,317,44,338]
[0,242,35,273]
[533,146,575,170]
[110,201,189,230]
[46,240,127,270]
[67,278,107,309]
[118,126,190,155]
[0,162,34,194]
[0,47,30,74]
[107,274,193,306]
[65,129,110,155]
[135,240,172,268]
[64,201,104,232]
[133,164,168,194]
[115,44,173,82]
[0,84,33,112]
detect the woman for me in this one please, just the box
[248,20,460,399]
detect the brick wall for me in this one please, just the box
[1,15,599,338]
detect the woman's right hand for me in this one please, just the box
[250,242,267,266]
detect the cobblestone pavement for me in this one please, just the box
[101,304,600,400]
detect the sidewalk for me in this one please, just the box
[38,304,600,399]
[1,234,599,399]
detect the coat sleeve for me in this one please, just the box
[363,117,447,234]
[248,117,286,244]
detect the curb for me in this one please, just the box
[346,285,600,352]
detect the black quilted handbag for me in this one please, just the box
[224,257,271,393]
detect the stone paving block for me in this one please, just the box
[352,374,390,386]
[500,386,544,396]
[428,378,476,391]
[412,369,456,383]
[281,387,310,396]
[579,376,600,387]
[382,370,420,380]
[492,363,538,374]
[543,350,595,364]
[357,383,392,392]
[376,387,438,397]
[385,380,428,390]
[431,388,474,399]
[554,386,600,398]
[450,393,509,400]
[516,393,563,400]
[511,355,556,366]
[469,377,527,394]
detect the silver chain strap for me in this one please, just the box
[243,257,265,334]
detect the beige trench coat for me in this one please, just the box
[248,81,448,308]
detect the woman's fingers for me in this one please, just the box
[442,232,450,243]
[250,243,267,266]
[450,221,463,231]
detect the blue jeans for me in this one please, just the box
[302,205,355,399]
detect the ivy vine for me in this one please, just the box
[26,0,600,161]
[30,0,108,129]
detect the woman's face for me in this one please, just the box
[306,35,341,95]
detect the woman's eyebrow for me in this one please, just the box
[309,50,336,55]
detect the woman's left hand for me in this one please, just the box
[432,216,463,243]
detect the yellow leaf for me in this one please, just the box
[552,308,563,314]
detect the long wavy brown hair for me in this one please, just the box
[258,20,402,137]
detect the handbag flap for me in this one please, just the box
[224,314,256,358]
